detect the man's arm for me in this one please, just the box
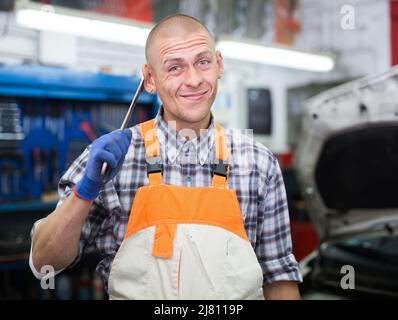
[30,129,132,276]
[263,281,301,300]
[31,193,92,272]
[255,153,303,296]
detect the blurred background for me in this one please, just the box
[0,0,397,300]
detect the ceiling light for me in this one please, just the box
[216,39,334,72]
[16,8,151,46]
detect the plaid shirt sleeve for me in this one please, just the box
[255,154,303,284]
[57,145,117,269]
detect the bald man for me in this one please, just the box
[30,14,302,300]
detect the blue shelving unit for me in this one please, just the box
[0,200,57,214]
[0,64,160,210]
[0,64,154,103]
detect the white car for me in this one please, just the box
[294,66,398,299]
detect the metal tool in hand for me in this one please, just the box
[100,75,145,182]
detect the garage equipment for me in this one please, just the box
[295,65,398,242]
[0,65,159,205]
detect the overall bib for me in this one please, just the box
[108,119,264,300]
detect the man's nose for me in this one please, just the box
[184,66,203,87]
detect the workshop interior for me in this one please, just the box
[0,0,398,300]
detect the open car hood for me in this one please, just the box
[294,66,398,242]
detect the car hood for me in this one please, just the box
[294,66,398,242]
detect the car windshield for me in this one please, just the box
[342,236,398,257]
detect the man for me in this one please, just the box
[30,14,302,299]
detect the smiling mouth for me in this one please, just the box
[180,90,209,101]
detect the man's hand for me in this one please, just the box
[263,281,301,300]
[75,129,132,201]
[30,130,132,275]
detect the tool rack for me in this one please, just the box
[0,64,159,294]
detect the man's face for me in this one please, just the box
[144,31,223,127]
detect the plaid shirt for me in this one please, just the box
[56,107,302,292]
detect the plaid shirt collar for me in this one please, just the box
[154,106,216,165]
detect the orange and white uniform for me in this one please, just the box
[108,119,264,300]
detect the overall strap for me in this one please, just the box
[212,123,229,188]
[140,119,230,188]
[140,119,163,185]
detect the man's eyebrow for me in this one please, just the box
[163,50,213,66]
[195,50,213,59]
[163,57,184,65]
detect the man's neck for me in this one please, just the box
[162,110,212,138]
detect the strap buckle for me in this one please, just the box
[212,160,229,178]
[146,156,163,175]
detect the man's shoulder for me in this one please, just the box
[130,121,146,143]
[130,118,161,141]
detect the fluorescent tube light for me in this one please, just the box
[16,8,150,46]
[216,40,334,72]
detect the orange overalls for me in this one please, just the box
[108,119,264,300]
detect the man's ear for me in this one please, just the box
[142,64,157,94]
[216,50,224,79]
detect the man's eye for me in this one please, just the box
[168,66,180,72]
[199,60,210,66]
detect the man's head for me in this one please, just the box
[143,14,223,131]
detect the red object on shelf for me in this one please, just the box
[79,121,96,142]
[277,152,294,169]
[91,0,153,23]
[274,0,301,45]
[290,221,320,261]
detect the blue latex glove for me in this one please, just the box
[75,129,132,201]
